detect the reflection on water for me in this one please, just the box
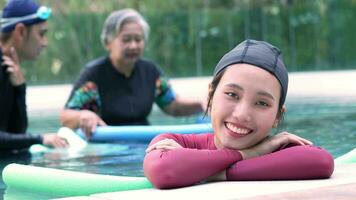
[5,188,55,200]
[2,143,147,199]
[0,152,32,199]
[30,142,147,176]
[1,98,356,199]
[281,98,356,157]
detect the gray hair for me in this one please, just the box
[100,8,150,48]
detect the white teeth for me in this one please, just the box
[226,123,251,135]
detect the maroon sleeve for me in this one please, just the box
[226,145,334,180]
[143,133,242,189]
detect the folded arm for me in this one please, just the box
[227,145,334,180]
[144,146,242,189]
[144,134,334,189]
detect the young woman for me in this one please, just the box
[143,39,334,189]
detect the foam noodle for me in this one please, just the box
[335,148,356,164]
[2,164,152,196]
[77,123,213,142]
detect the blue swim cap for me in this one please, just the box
[214,39,288,106]
[1,0,51,33]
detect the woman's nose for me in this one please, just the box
[232,101,252,123]
[128,40,139,49]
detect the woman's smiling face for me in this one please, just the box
[211,63,282,150]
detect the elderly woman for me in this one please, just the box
[60,9,203,137]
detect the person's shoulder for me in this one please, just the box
[136,58,162,75]
[137,58,159,69]
[79,56,109,77]
[85,56,109,69]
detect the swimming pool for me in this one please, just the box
[1,97,356,199]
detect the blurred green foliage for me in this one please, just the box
[1,0,356,85]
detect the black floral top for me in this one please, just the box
[65,56,175,125]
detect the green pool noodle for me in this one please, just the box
[2,163,153,196]
[335,148,356,164]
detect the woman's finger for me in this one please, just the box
[295,136,313,145]
[98,118,107,126]
[153,145,178,151]
[82,122,91,138]
[146,139,170,152]
[146,144,179,153]
[145,145,155,153]
[80,117,92,138]
[150,139,173,147]
[146,139,181,153]
[285,133,312,145]
[56,138,68,148]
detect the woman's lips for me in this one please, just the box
[126,52,139,58]
[225,122,253,138]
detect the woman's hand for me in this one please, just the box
[240,131,312,160]
[42,133,69,148]
[2,47,25,86]
[205,170,227,182]
[145,138,183,153]
[79,110,107,138]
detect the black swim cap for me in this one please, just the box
[213,39,288,106]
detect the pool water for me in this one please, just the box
[281,97,356,156]
[1,98,356,199]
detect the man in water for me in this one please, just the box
[0,0,68,153]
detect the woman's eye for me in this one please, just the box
[256,101,269,107]
[225,92,238,99]
[135,36,144,42]
[122,35,143,43]
[122,38,131,43]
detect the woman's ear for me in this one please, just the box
[206,83,214,115]
[281,105,286,115]
[105,42,111,51]
[273,105,286,128]
[208,83,213,92]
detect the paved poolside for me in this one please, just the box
[54,163,356,200]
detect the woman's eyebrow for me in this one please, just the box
[225,83,275,101]
[225,83,243,91]
[257,91,275,101]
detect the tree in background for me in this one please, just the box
[0,0,355,84]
